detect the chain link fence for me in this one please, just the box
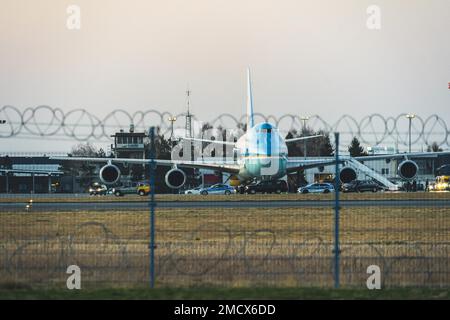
[0,131,449,290]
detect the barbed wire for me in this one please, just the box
[1,105,448,148]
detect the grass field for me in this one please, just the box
[1,206,449,292]
[1,287,449,300]
[1,191,450,203]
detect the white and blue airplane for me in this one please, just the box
[51,69,449,189]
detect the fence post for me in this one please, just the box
[149,127,156,288]
[334,132,341,289]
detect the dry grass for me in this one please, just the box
[1,206,449,288]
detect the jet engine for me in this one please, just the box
[339,167,357,183]
[165,168,186,189]
[398,160,418,180]
[99,164,121,184]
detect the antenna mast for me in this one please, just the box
[185,87,193,138]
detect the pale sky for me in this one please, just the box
[0,0,449,152]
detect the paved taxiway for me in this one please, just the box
[1,199,449,211]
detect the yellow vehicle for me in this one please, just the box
[136,182,151,196]
[429,176,450,192]
[112,182,151,196]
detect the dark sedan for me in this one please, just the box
[342,180,383,193]
[244,180,289,194]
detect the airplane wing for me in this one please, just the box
[0,168,63,175]
[49,156,241,174]
[152,159,239,173]
[285,150,450,173]
[180,137,236,146]
[285,135,324,143]
[353,151,450,161]
[286,158,341,173]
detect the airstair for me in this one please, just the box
[346,158,399,191]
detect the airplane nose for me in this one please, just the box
[260,156,282,177]
[266,133,272,156]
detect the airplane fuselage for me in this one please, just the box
[235,122,288,181]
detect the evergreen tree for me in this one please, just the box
[348,137,367,157]
[317,131,334,156]
[285,130,301,157]
[285,129,334,157]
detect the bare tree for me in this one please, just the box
[70,142,98,157]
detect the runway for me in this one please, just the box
[1,199,450,211]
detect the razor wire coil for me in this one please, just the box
[0,105,448,148]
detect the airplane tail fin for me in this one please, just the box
[246,67,254,129]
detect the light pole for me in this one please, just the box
[300,116,309,158]
[405,114,415,153]
[168,116,177,146]
[1,120,7,191]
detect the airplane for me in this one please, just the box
[50,69,450,190]
[0,168,63,175]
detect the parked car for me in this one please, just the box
[184,187,202,195]
[342,180,382,193]
[112,182,150,196]
[88,182,108,196]
[200,184,236,195]
[245,180,288,194]
[298,183,335,194]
